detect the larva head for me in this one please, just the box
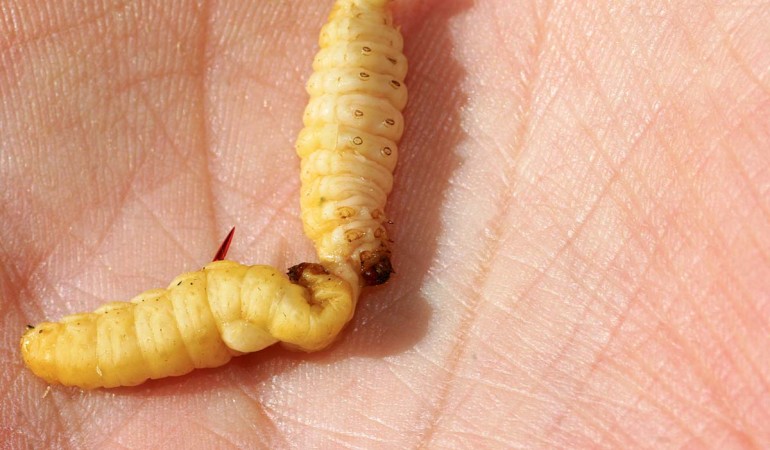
[360,250,393,286]
[281,261,356,352]
[287,262,329,283]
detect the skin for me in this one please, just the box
[1,0,769,448]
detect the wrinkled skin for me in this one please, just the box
[2,0,769,448]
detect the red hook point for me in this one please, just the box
[212,227,235,262]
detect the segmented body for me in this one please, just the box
[19,0,406,389]
[297,0,407,286]
[20,262,352,389]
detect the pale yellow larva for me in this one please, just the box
[297,0,407,286]
[20,262,353,389]
[19,0,407,389]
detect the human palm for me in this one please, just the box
[2,0,769,448]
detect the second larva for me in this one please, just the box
[298,0,407,286]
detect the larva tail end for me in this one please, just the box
[361,251,393,286]
[20,323,62,387]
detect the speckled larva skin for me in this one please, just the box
[297,0,407,285]
[20,261,353,389]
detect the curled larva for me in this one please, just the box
[20,261,353,389]
[297,0,407,286]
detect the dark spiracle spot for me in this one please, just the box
[361,251,394,286]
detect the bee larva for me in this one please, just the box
[297,0,407,286]
[20,0,407,389]
[21,262,353,389]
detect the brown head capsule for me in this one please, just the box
[287,262,328,283]
[360,251,393,286]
